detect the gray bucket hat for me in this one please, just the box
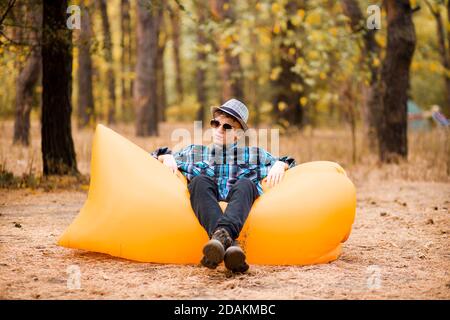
[211,98,249,131]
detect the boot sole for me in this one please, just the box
[224,246,249,273]
[202,239,225,268]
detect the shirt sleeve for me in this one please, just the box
[276,155,296,169]
[258,148,296,169]
[172,144,199,178]
[172,144,194,163]
[150,146,172,159]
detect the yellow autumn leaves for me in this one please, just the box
[272,7,322,35]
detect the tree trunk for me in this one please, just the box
[340,81,358,164]
[434,5,450,117]
[249,49,260,128]
[156,3,166,122]
[249,0,260,128]
[211,0,244,102]
[378,0,416,163]
[340,0,381,151]
[99,0,116,124]
[447,0,450,71]
[128,0,136,107]
[77,3,95,128]
[195,0,208,124]
[169,3,183,103]
[41,0,78,175]
[120,0,131,110]
[134,0,161,136]
[14,1,41,145]
[425,0,450,117]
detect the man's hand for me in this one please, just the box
[266,160,288,187]
[158,154,178,174]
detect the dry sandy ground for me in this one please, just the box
[0,179,449,300]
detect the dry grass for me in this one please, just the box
[0,120,449,185]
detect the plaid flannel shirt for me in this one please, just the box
[151,143,296,201]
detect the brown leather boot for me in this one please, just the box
[201,228,233,269]
[224,240,249,273]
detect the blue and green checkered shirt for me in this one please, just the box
[151,143,296,201]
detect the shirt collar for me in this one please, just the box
[211,141,238,151]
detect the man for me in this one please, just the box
[151,99,296,273]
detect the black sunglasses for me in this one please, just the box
[210,119,234,130]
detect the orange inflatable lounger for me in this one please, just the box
[58,124,357,265]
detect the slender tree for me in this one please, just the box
[156,3,166,122]
[0,0,16,28]
[447,0,450,66]
[169,1,184,103]
[77,2,95,128]
[120,0,132,108]
[424,0,450,116]
[13,0,41,145]
[134,0,162,136]
[340,0,381,150]
[195,0,208,123]
[378,0,416,162]
[41,0,78,175]
[98,0,116,124]
[248,0,261,128]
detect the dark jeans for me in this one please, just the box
[187,175,259,240]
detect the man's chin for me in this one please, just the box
[213,136,225,145]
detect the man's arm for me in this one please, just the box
[151,145,194,173]
[259,149,296,187]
